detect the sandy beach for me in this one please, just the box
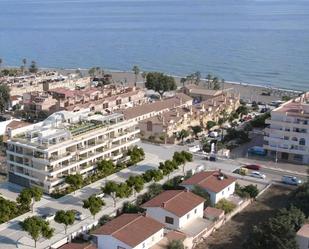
[40,68,303,104]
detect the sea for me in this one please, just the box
[0,0,308,91]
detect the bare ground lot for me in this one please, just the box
[196,185,294,249]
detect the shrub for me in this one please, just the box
[215,199,236,213]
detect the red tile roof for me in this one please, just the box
[142,190,205,217]
[92,214,164,247]
[59,242,96,249]
[182,171,236,193]
[6,120,31,130]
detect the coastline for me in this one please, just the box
[4,66,302,104]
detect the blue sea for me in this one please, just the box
[0,0,308,91]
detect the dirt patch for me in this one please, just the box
[196,185,294,249]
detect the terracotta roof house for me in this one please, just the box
[92,213,165,249]
[181,171,237,205]
[296,224,309,249]
[59,242,97,249]
[142,190,212,248]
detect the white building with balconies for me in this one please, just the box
[264,92,309,164]
[6,110,140,193]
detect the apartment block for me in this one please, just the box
[6,110,140,193]
[264,92,309,164]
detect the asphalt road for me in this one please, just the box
[0,142,307,249]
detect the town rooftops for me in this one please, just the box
[92,213,164,247]
[58,242,96,249]
[182,171,236,193]
[142,190,205,217]
[274,92,309,117]
[121,93,192,120]
[6,120,31,130]
[297,224,309,238]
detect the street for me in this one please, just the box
[0,142,307,249]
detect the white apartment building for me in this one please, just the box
[6,110,140,193]
[264,92,309,164]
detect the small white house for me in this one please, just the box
[142,190,205,230]
[92,213,165,249]
[181,171,236,205]
[296,224,309,249]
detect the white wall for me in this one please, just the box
[145,203,204,230]
[96,228,164,249]
[211,182,235,204]
[97,235,132,249]
[297,235,309,249]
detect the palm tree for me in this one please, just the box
[132,65,140,87]
[0,58,3,69]
[206,74,212,89]
[180,77,186,87]
[22,58,27,75]
[141,71,147,83]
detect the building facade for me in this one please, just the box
[264,92,309,164]
[6,110,140,193]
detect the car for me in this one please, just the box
[244,164,262,170]
[250,171,266,179]
[209,131,219,138]
[188,144,200,153]
[72,210,85,221]
[96,193,105,199]
[282,176,302,186]
[41,213,55,222]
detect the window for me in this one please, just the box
[299,138,306,146]
[165,216,174,224]
[187,214,190,219]
[147,121,153,131]
[142,243,145,248]
[194,209,197,214]
[117,246,126,249]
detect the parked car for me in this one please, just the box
[250,171,266,179]
[72,210,85,221]
[96,193,105,199]
[209,131,219,138]
[41,213,55,222]
[244,164,262,170]
[188,144,200,153]
[282,176,302,186]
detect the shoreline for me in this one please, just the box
[2,66,302,103]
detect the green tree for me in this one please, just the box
[212,77,221,90]
[243,184,259,198]
[215,199,236,213]
[20,216,54,248]
[191,185,211,207]
[206,120,216,130]
[177,129,189,144]
[176,151,193,174]
[54,210,75,234]
[122,201,144,214]
[0,58,2,69]
[159,160,176,178]
[132,65,140,87]
[128,146,145,165]
[29,60,38,73]
[243,207,305,249]
[194,71,201,85]
[180,77,186,87]
[236,105,249,116]
[0,84,10,113]
[126,175,144,195]
[83,195,105,219]
[0,197,18,223]
[251,101,259,111]
[191,125,202,138]
[206,74,212,89]
[17,187,43,212]
[65,174,83,193]
[102,181,119,207]
[21,58,27,74]
[166,240,184,249]
[97,159,115,176]
[290,182,309,216]
[145,72,177,98]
